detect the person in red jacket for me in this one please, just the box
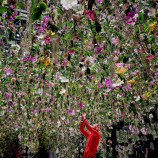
[80,113,101,158]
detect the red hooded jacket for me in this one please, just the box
[80,119,100,158]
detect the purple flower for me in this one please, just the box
[5,92,12,98]
[8,100,13,105]
[105,78,113,88]
[125,11,136,24]
[9,5,15,9]
[78,102,83,109]
[3,74,6,78]
[123,84,132,91]
[2,13,6,18]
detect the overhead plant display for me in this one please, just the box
[0,0,157,157]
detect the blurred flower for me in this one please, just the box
[140,127,148,135]
[115,67,127,74]
[144,91,152,98]
[41,56,51,66]
[116,63,123,68]
[5,92,12,98]
[68,49,75,54]
[43,35,51,44]
[111,38,119,46]
[125,11,135,24]
[2,13,6,18]
[9,4,15,9]
[83,9,96,20]
[105,78,113,88]
[85,40,89,47]
[112,79,124,87]
[61,0,78,10]
[69,109,73,114]
[146,55,155,60]
[98,0,102,3]
[127,79,135,84]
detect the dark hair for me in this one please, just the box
[146,134,151,140]
[128,138,132,143]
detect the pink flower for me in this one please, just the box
[111,38,119,46]
[105,88,111,92]
[98,0,102,3]
[83,9,96,20]
[114,50,120,55]
[68,49,75,54]
[45,80,53,86]
[97,84,104,88]
[43,35,51,44]
[116,63,123,68]
[4,68,14,73]
[9,5,15,9]
[146,55,155,60]
[141,127,148,135]
[69,109,73,113]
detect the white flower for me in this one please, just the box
[61,0,78,10]
[57,120,61,128]
[112,79,124,87]
[59,76,69,83]
[60,88,66,94]
[134,96,140,101]
[149,114,153,119]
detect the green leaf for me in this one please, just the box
[48,24,59,32]
[32,10,42,20]
[135,27,139,34]
[39,2,47,10]
[15,14,22,19]
[64,32,73,40]
[67,21,74,27]
[0,6,7,13]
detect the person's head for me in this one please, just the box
[92,123,99,131]
[92,123,102,141]
[124,143,128,147]
[146,134,150,140]
[128,138,132,144]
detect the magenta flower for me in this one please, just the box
[125,11,136,24]
[105,78,113,88]
[78,102,83,109]
[83,9,96,20]
[43,35,51,44]
[68,49,75,54]
[146,55,155,60]
[69,109,73,113]
[98,0,102,3]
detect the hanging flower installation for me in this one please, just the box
[0,0,157,157]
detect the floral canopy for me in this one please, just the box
[0,0,157,157]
